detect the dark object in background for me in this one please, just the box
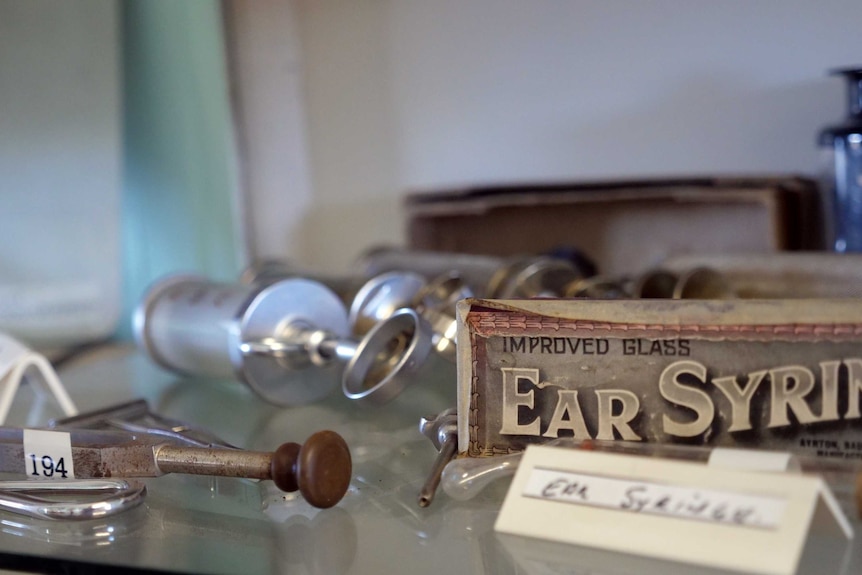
[820,67,862,252]
[545,246,598,279]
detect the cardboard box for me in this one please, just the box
[406,177,823,276]
[457,297,862,460]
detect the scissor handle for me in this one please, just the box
[0,479,147,521]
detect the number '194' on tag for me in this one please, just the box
[22,429,76,480]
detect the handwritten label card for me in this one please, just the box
[495,446,852,575]
[524,467,787,530]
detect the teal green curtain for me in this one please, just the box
[120,0,244,338]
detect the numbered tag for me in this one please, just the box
[23,429,75,479]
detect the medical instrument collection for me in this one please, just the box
[112,249,593,517]
[3,244,856,552]
[135,274,437,407]
[134,253,529,409]
[133,249,608,407]
[129,250,832,513]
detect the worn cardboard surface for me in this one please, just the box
[661,253,862,298]
[457,298,862,459]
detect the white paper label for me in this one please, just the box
[497,446,851,575]
[23,429,75,480]
[523,467,787,530]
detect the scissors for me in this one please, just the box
[47,398,239,450]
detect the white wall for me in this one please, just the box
[0,0,121,345]
[289,0,862,271]
[226,0,312,262]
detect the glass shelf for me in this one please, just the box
[0,345,857,574]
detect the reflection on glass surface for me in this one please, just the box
[274,508,357,575]
[25,346,861,574]
[498,532,855,575]
[152,374,283,450]
[0,503,146,548]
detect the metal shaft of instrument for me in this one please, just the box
[154,445,273,481]
[316,338,358,364]
[239,339,303,358]
[417,434,457,508]
[241,332,358,366]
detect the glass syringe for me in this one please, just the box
[441,439,862,520]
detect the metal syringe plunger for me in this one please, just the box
[349,270,473,363]
[242,261,471,364]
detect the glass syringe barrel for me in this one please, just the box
[133,275,350,406]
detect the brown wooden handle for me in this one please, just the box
[270,430,352,509]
